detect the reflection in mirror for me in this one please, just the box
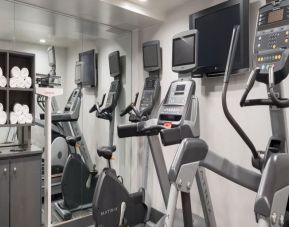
[0,0,132,226]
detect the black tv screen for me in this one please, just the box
[173,34,195,67]
[143,40,161,72]
[109,51,121,77]
[144,45,158,67]
[79,49,97,87]
[190,0,249,76]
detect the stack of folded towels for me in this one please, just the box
[10,66,32,88]
[10,103,33,124]
[0,67,7,88]
[0,103,7,125]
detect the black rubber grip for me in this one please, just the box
[160,125,194,146]
[117,123,139,138]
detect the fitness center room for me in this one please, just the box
[0,0,289,227]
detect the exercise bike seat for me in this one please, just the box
[66,136,82,147]
[97,146,116,160]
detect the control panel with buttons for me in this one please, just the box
[105,79,121,110]
[158,80,195,127]
[139,77,160,113]
[254,0,289,84]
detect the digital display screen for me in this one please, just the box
[48,46,56,66]
[142,92,153,102]
[194,5,241,73]
[173,35,195,67]
[79,49,96,87]
[75,62,82,84]
[143,45,158,68]
[176,85,186,91]
[109,52,120,75]
[268,9,284,24]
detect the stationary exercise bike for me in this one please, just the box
[54,61,97,220]
[90,50,133,226]
[92,42,165,227]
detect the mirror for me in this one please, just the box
[0,0,132,225]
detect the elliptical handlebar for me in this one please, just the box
[240,66,289,108]
[223,26,240,84]
[222,25,261,166]
[240,68,259,106]
[268,65,289,108]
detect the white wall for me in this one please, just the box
[130,0,287,226]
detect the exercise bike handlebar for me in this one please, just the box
[118,121,165,138]
[120,92,140,117]
[118,120,196,146]
[89,94,106,114]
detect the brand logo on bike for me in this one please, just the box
[100,207,118,216]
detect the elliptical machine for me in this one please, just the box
[54,61,97,220]
[158,1,289,226]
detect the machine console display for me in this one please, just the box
[255,0,289,84]
[158,80,195,127]
[139,78,160,113]
[105,80,121,110]
[64,88,81,113]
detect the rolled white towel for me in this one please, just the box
[0,67,3,76]
[21,68,29,78]
[9,77,16,88]
[17,114,26,124]
[24,77,32,88]
[0,103,3,111]
[11,66,21,78]
[13,103,23,114]
[14,76,21,88]
[25,113,33,124]
[10,112,18,124]
[18,77,25,88]
[0,111,7,125]
[0,75,7,87]
[22,104,29,114]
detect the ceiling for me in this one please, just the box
[0,0,191,47]
[0,0,137,47]
[8,0,181,31]
[127,0,190,14]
